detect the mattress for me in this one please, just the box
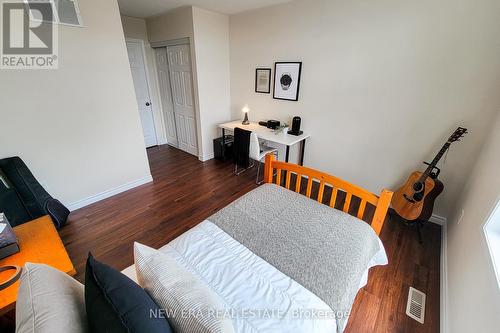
[210,184,388,331]
[122,184,388,332]
[123,224,386,333]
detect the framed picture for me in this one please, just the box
[273,62,302,101]
[255,68,271,93]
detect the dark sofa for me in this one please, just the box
[0,157,69,228]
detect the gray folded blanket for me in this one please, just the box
[209,183,386,331]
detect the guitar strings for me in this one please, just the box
[443,145,451,164]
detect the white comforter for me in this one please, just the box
[123,220,387,333]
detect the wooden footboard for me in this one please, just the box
[263,154,393,235]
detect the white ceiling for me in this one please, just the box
[118,0,293,18]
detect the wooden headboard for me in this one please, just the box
[263,154,393,235]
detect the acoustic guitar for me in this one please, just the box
[392,127,468,221]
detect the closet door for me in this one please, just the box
[166,44,198,156]
[155,47,178,148]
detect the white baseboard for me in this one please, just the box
[427,213,448,333]
[440,221,448,333]
[67,175,153,211]
[157,138,168,145]
[429,214,447,226]
[199,153,214,162]
[166,142,178,149]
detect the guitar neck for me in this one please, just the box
[419,142,451,182]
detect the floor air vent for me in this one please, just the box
[406,287,426,324]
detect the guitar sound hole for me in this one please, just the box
[413,182,424,192]
[413,192,424,202]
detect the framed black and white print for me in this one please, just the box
[273,62,302,101]
[255,68,271,93]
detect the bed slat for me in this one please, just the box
[295,174,302,193]
[306,178,313,198]
[276,169,282,186]
[343,193,352,213]
[285,171,292,190]
[317,180,326,203]
[357,200,367,219]
[329,189,338,208]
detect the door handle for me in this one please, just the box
[145,102,151,107]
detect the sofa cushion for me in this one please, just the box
[0,188,31,227]
[45,198,70,229]
[85,253,172,333]
[0,169,10,189]
[0,157,48,219]
[134,242,235,333]
[16,263,87,333]
[0,157,69,228]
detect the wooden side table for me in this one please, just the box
[0,216,75,315]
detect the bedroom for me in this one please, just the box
[0,0,499,332]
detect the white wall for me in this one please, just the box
[147,6,194,43]
[445,110,500,332]
[0,0,151,208]
[192,7,231,160]
[121,15,167,145]
[229,0,500,217]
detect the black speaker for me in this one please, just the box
[213,135,233,161]
[288,116,303,136]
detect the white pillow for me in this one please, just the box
[134,242,235,333]
[16,263,87,333]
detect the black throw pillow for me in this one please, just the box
[85,253,172,333]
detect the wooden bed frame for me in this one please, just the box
[263,154,393,235]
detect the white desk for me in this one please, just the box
[219,120,311,165]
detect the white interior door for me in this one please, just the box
[155,48,178,147]
[126,40,157,148]
[166,44,198,156]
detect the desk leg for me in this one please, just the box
[221,129,226,161]
[299,139,306,166]
[285,146,290,163]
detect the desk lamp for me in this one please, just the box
[242,106,250,125]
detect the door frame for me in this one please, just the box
[126,38,165,147]
[151,37,190,48]
[153,40,200,157]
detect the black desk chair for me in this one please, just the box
[233,127,253,175]
[233,127,278,184]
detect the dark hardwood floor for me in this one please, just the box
[60,145,440,332]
